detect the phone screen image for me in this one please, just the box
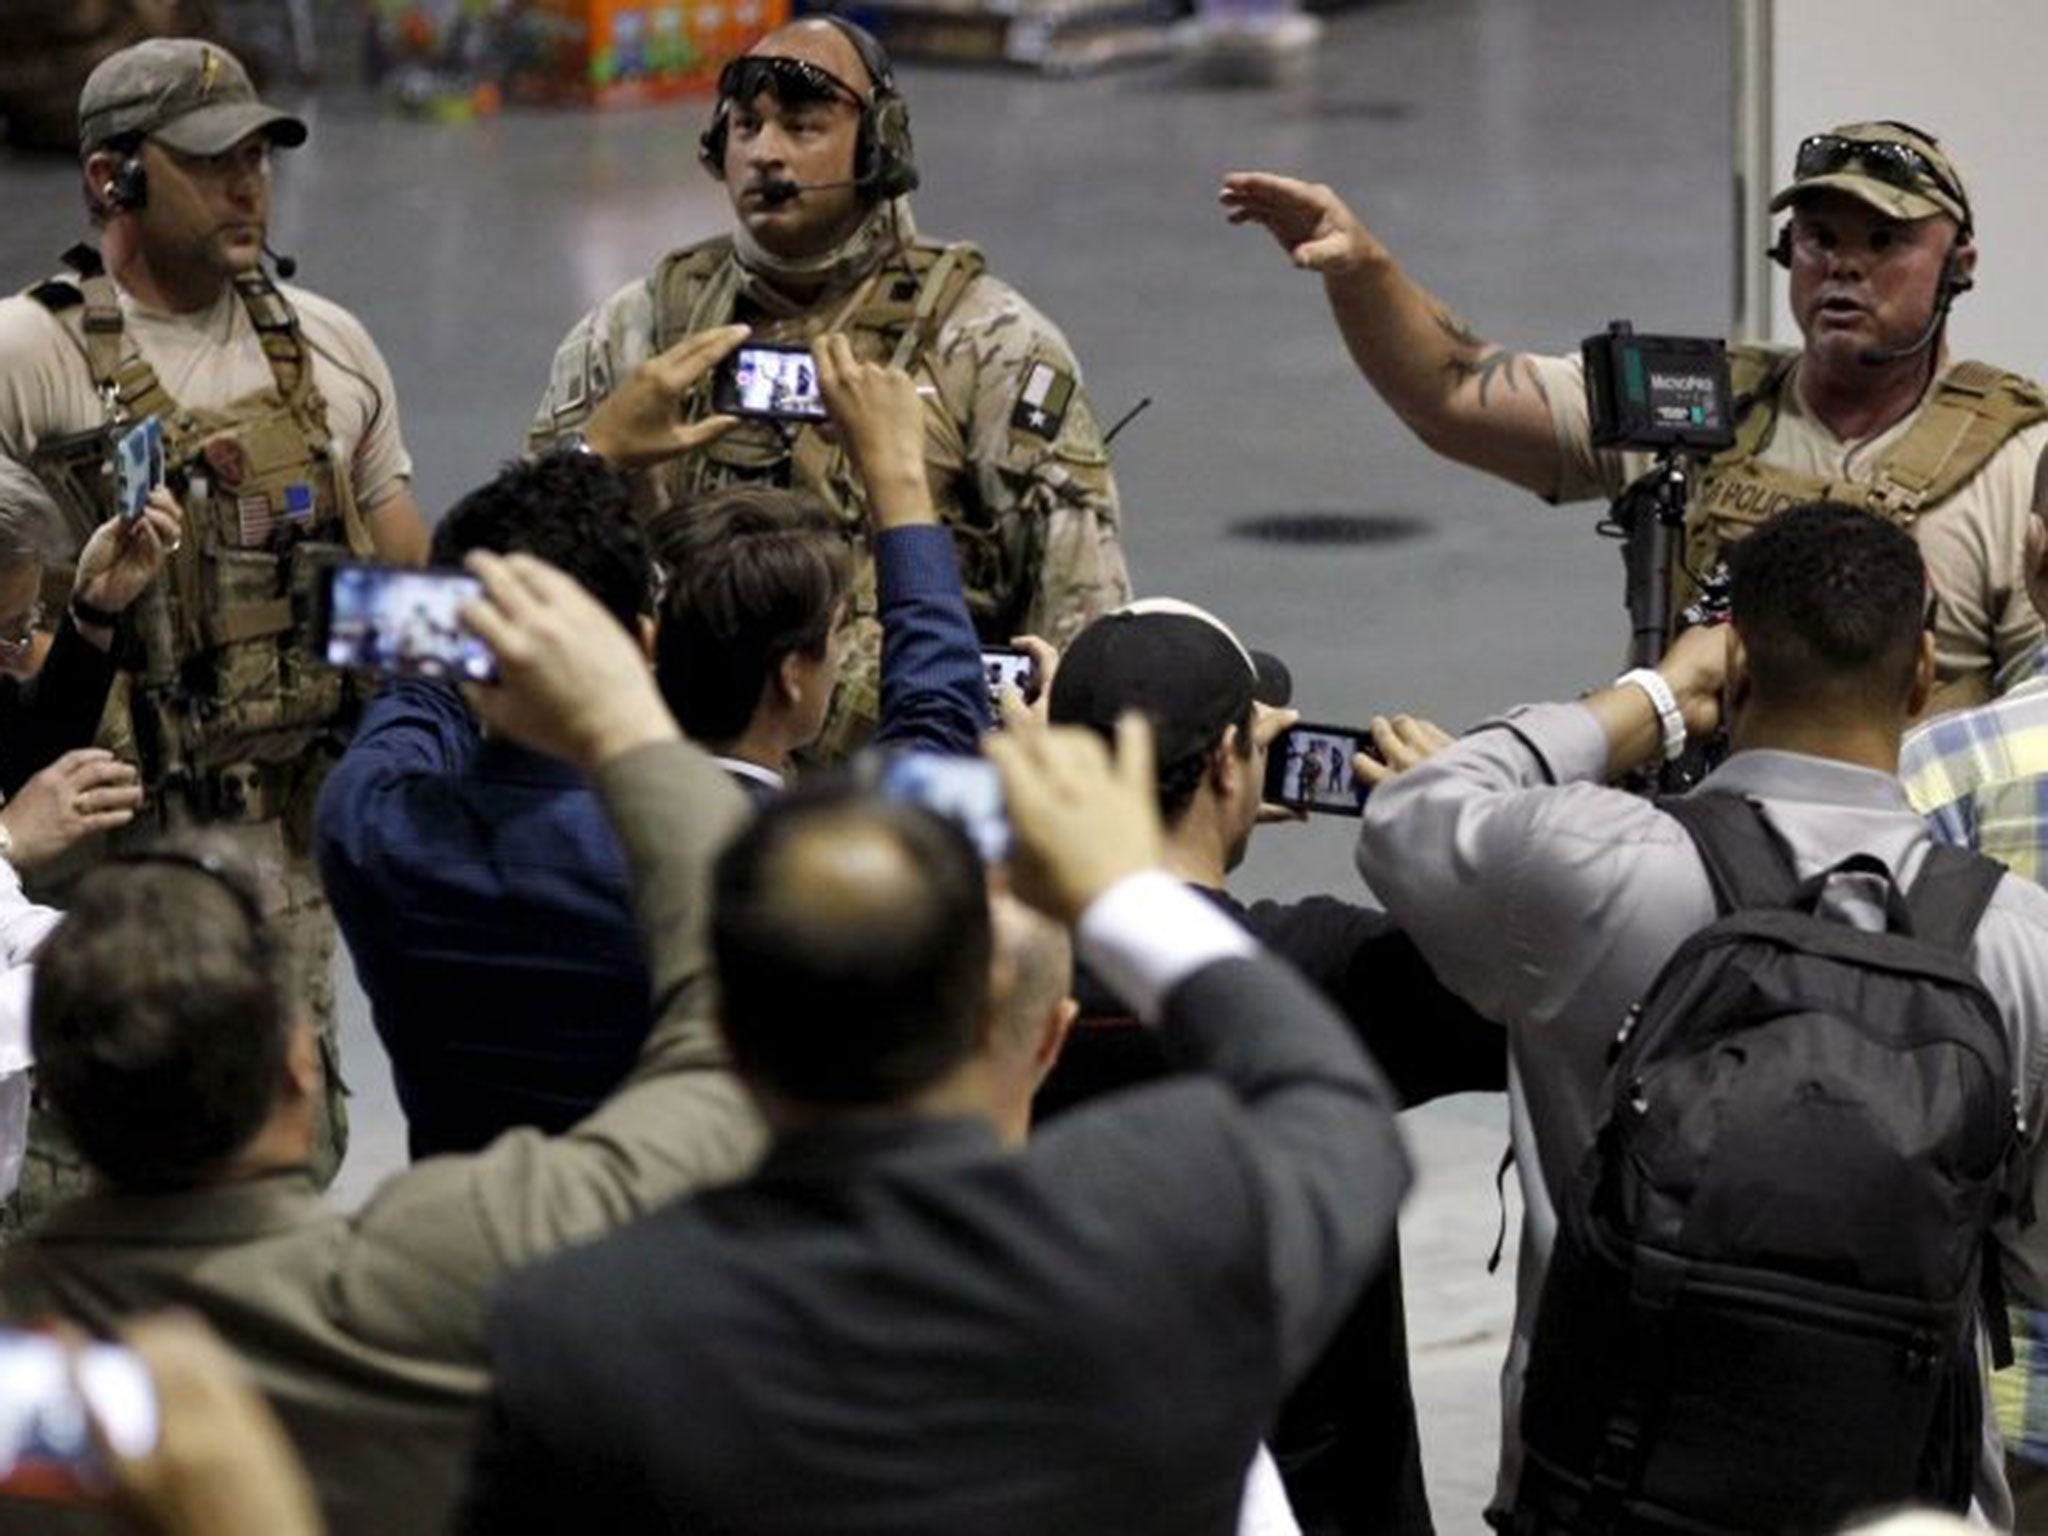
[980,647,1036,711]
[877,751,1011,863]
[113,416,164,524]
[719,345,827,422]
[1266,723,1371,817]
[319,564,497,683]
[0,1331,157,1503]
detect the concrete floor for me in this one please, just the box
[0,0,1732,1527]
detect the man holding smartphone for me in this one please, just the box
[1041,599,1504,1535]
[526,17,1129,760]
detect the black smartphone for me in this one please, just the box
[1265,721,1376,817]
[311,562,497,683]
[980,645,1038,713]
[711,342,828,423]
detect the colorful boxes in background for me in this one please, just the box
[513,0,788,105]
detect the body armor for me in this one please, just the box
[645,236,1040,631]
[23,245,373,829]
[1679,343,2048,606]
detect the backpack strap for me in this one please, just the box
[1902,843,2004,958]
[1658,792,1800,913]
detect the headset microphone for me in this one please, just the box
[1857,247,1970,368]
[756,176,865,206]
[263,241,298,280]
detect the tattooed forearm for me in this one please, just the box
[1435,311,1549,409]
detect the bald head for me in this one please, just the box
[712,789,992,1108]
[748,19,875,96]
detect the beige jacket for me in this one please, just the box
[0,737,765,1536]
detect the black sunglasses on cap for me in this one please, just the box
[1793,134,1970,223]
[714,55,865,112]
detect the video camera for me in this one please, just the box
[1582,321,1735,455]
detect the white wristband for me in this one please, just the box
[1615,667,1687,763]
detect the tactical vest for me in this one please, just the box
[647,236,1045,635]
[24,246,374,828]
[1681,344,2048,600]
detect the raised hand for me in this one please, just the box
[1219,172,1385,276]
[584,324,750,469]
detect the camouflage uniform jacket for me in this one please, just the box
[527,228,1131,663]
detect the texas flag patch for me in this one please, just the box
[1010,363,1074,441]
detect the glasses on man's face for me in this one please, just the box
[0,602,45,654]
[1793,134,1970,221]
[715,55,864,114]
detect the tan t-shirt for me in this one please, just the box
[0,276,413,514]
[1532,350,2048,706]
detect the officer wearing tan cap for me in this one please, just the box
[0,39,431,1212]
[1224,121,2048,718]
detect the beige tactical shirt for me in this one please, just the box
[528,260,1129,651]
[0,277,414,513]
[1532,351,2048,709]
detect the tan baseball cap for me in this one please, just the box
[1769,122,1971,230]
[79,39,306,156]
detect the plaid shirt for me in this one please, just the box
[1901,661,2048,1465]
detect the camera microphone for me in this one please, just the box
[756,176,865,206]
[264,241,298,280]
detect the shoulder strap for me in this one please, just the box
[1659,792,1800,913]
[1903,843,2005,957]
[1867,359,2048,520]
[888,240,986,370]
[1714,344,1798,469]
[651,238,740,354]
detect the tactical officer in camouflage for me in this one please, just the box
[528,17,1130,759]
[0,38,431,1214]
[1226,122,2048,718]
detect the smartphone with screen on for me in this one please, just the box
[112,416,164,525]
[310,562,497,683]
[1264,721,1378,818]
[875,750,1010,863]
[711,342,828,423]
[0,1330,158,1503]
[979,645,1038,715]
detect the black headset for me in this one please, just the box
[103,143,149,213]
[697,16,919,201]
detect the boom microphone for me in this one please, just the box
[1857,298,1949,368]
[264,241,298,280]
[757,176,865,206]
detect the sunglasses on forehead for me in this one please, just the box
[1793,134,1970,221]
[714,55,866,111]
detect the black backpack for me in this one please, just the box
[1511,792,2023,1536]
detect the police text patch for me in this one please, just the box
[1011,362,1074,441]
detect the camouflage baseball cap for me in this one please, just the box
[1769,122,1971,231]
[79,39,307,156]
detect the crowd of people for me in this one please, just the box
[0,20,2042,1536]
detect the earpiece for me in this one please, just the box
[1937,244,1974,300]
[1768,225,1792,270]
[106,154,148,212]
